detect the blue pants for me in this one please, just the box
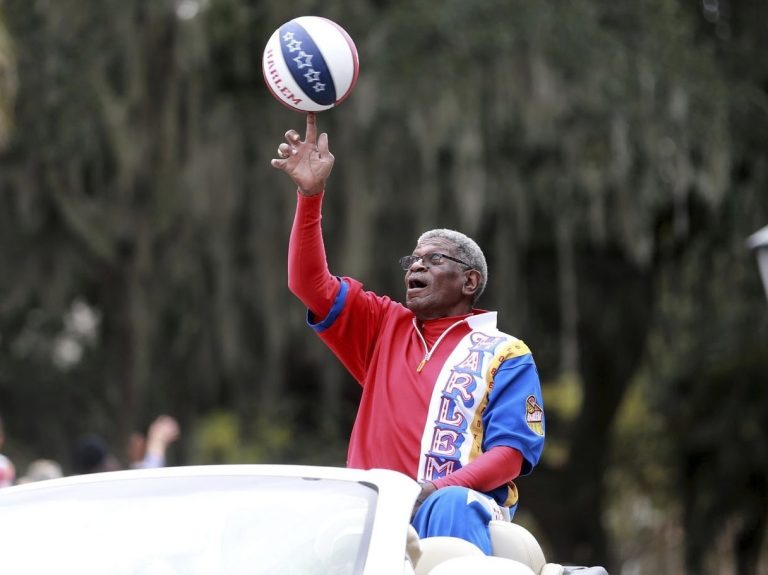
[410,486,517,555]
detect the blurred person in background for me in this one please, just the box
[72,414,180,474]
[17,459,63,483]
[71,433,120,474]
[128,414,180,469]
[0,414,16,487]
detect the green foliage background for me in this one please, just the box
[0,0,766,572]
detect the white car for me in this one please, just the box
[0,464,605,575]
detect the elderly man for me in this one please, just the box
[271,113,545,554]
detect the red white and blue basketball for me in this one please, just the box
[262,16,360,113]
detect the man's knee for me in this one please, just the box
[412,486,495,555]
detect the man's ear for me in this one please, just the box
[462,269,481,297]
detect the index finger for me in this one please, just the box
[305,112,317,145]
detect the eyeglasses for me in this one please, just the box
[399,252,474,271]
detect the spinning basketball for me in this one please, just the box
[262,16,360,113]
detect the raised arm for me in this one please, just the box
[273,113,340,319]
[140,415,180,469]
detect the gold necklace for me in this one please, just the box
[412,317,467,373]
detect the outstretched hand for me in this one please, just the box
[271,112,334,196]
[146,415,180,452]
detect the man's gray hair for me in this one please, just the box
[417,229,488,303]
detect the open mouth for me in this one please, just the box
[408,278,427,290]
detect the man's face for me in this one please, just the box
[403,238,476,321]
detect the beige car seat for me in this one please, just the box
[488,520,561,573]
[414,536,484,575]
[415,521,608,575]
[414,521,560,575]
[428,555,536,574]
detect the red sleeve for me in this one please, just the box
[430,446,523,492]
[287,191,340,320]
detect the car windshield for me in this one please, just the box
[0,473,378,575]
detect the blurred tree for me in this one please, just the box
[646,1,768,572]
[0,0,362,469]
[0,7,15,148]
